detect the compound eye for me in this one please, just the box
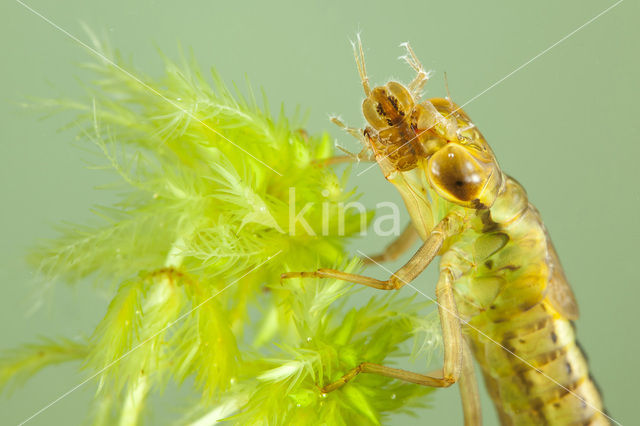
[427,144,492,203]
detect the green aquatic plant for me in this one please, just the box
[2,38,440,425]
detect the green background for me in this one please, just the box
[1,0,637,424]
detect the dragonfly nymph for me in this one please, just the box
[283,37,610,426]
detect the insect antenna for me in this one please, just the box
[443,71,456,112]
[443,72,475,138]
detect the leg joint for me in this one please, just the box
[389,276,403,290]
[442,375,457,387]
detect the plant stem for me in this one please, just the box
[118,238,185,426]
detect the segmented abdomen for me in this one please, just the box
[467,302,608,425]
[446,177,608,425]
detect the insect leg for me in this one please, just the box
[282,219,447,290]
[282,213,463,289]
[320,270,464,391]
[330,116,364,141]
[330,116,374,161]
[283,214,475,423]
[459,339,482,426]
[319,271,477,424]
[362,222,419,264]
[352,34,371,97]
[310,116,375,166]
[313,146,373,167]
[315,154,369,167]
[400,42,430,98]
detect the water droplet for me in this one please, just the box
[390,393,396,400]
[321,393,327,398]
[321,189,330,197]
[306,337,312,343]
[296,403,301,408]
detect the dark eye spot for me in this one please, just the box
[376,103,386,117]
[428,145,486,202]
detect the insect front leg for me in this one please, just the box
[330,116,365,142]
[400,42,430,98]
[362,222,419,265]
[352,33,371,97]
[282,218,447,290]
[314,149,373,167]
[282,213,462,289]
[312,116,374,167]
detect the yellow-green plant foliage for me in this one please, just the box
[2,40,440,425]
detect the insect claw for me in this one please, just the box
[350,33,362,52]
